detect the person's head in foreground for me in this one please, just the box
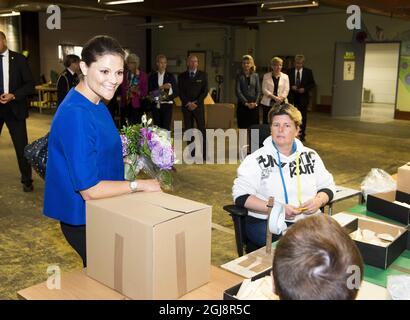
[272,215,364,300]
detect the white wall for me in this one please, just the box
[363,43,400,104]
[256,8,410,105]
[38,10,146,81]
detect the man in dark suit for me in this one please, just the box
[57,54,80,106]
[0,31,35,191]
[178,54,208,160]
[148,54,178,131]
[288,54,315,142]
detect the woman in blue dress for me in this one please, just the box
[44,36,160,267]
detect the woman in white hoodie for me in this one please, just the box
[232,103,336,250]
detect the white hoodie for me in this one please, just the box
[232,137,336,223]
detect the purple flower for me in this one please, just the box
[151,144,174,170]
[120,134,128,157]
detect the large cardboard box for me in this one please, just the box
[367,191,410,226]
[397,163,410,195]
[332,212,408,269]
[86,192,212,299]
[206,103,235,129]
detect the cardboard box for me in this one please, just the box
[223,267,389,300]
[224,268,272,300]
[86,192,212,300]
[397,163,410,195]
[332,212,408,269]
[367,191,410,226]
[206,103,235,129]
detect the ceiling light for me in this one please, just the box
[158,25,164,29]
[105,0,144,5]
[0,11,20,17]
[264,0,318,10]
[266,19,285,23]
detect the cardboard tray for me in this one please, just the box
[367,191,410,226]
[332,212,409,269]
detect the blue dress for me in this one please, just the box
[44,89,124,225]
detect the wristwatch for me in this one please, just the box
[129,180,138,193]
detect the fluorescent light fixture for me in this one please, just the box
[266,19,285,23]
[264,0,318,10]
[105,0,144,5]
[245,15,285,24]
[0,11,20,17]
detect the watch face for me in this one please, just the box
[130,181,138,191]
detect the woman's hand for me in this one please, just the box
[138,179,161,192]
[285,204,302,220]
[300,197,323,215]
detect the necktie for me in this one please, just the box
[0,55,4,95]
[190,71,195,79]
[296,70,300,87]
[296,70,301,87]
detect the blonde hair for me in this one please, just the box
[126,53,140,67]
[242,54,256,72]
[268,103,303,128]
[270,56,283,67]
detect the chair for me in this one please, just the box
[225,124,271,256]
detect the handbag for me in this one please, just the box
[24,133,49,180]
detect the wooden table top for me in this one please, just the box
[17,266,243,300]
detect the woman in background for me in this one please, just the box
[120,53,148,125]
[260,57,289,124]
[235,55,261,129]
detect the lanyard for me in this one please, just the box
[272,140,301,205]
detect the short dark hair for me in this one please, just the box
[272,215,364,300]
[81,35,125,66]
[63,54,80,68]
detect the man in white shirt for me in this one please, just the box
[0,31,34,192]
[148,54,177,131]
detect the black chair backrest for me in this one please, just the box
[247,124,271,154]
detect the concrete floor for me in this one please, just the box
[0,108,409,299]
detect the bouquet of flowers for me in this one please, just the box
[147,88,170,109]
[120,114,176,190]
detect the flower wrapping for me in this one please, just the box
[120,114,175,190]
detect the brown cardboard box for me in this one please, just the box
[206,103,235,129]
[397,163,410,195]
[332,212,408,269]
[86,192,212,300]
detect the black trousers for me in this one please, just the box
[182,105,207,159]
[152,103,173,131]
[125,104,145,125]
[236,102,259,129]
[261,104,272,125]
[0,110,32,186]
[291,96,308,140]
[60,222,87,267]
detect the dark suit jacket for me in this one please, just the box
[148,71,178,102]
[5,50,34,120]
[236,72,261,104]
[287,67,315,107]
[57,68,79,106]
[177,70,208,109]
